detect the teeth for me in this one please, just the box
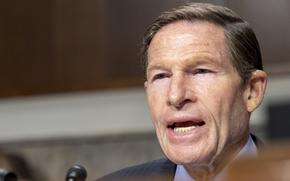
[173,126,196,133]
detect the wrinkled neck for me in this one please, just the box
[184,135,249,181]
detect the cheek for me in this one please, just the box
[202,80,240,113]
[146,86,166,126]
[196,79,245,133]
[146,81,169,112]
[209,84,248,141]
[195,81,229,118]
[228,95,249,137]
[147,88,161,111]
[146,88,168,148]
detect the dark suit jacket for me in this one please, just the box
[96,134,263,181]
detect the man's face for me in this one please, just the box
[145,21,250,166]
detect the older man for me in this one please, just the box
[97,3,267,181]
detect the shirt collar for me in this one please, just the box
[174,135,258,181]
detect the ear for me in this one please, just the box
[144,81,148,89]
[243,70,267,112]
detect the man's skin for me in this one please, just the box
[145,20,267,181]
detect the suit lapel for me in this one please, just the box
[154,158,176,181]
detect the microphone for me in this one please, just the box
[0,169,17,181]
[66,165,87,181]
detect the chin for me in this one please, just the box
[164,144,214,166]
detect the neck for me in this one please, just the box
[184,135,249,181]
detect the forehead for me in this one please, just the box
[147,21,229,66]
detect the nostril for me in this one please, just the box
[174,99,191,110]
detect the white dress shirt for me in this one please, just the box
[174,135,258,181]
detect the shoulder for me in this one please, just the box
[96,158,176,181]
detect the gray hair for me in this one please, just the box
[141,3,263,82]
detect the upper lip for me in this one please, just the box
[166,114,205,127]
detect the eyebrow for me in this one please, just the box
[147,64,168,73]
[147,54,220,70]
[185,53,219,65]
[186,60,218,69]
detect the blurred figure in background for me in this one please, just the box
[0,151,35,181]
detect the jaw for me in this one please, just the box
[157,123,218,165]
[157,122,241,167]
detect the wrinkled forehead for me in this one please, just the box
[147,20,230,66]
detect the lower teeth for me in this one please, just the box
[174,125,196,133]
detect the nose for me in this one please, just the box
[167,74,195,109]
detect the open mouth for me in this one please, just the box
[167,120,206,133]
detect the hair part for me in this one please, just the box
[141,3,263,82]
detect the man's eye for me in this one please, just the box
[152,73,167,81]
[194,68,212,74]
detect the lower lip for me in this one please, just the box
[166,125,205,144]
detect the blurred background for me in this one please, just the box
[0,0,289,180]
